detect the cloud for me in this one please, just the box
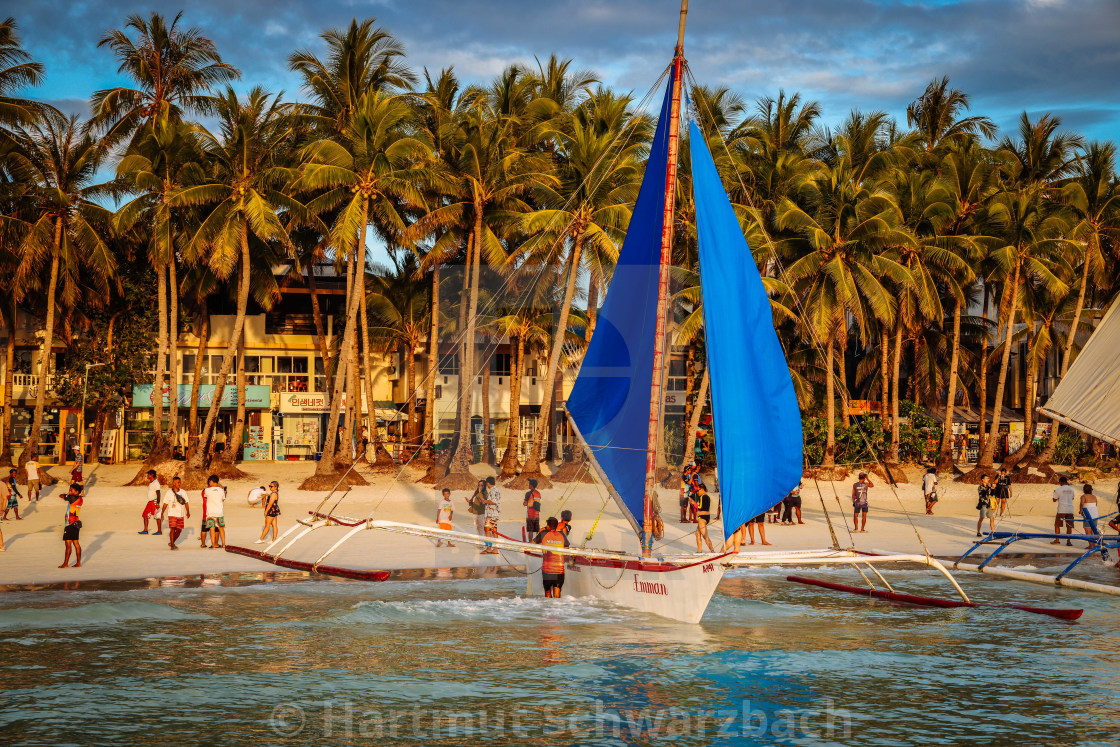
[9,0,1120,140]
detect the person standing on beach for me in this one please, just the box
[781,482,804,525]
[523,478,541,538]
[198,480,210,549]
[59,482,83,568]
[692,485,716,552]
[140,470,162,535]
[203,475,227,549]
[2,469,21,521]
[533,517,570,598]
[747,511,771,546]
[25,458,40,501]
[976,475,995,537]
[467,480,488,547]
[481,476,501,554]
[723,522,749,553]
[1051,476,1077,546]
[852,472,873,532]
[995,468,1012,516]
[1080,483,1101,547]
[435,488,456,548]
[256,481,281,544]
[160,476,190,550]
[922,467,939,515]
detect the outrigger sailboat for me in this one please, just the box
[228,1,1083,624]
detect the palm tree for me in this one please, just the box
[91,11,239,146]
[7,111,116,469]
[935,140,999,470]
[779,163,909,466]
[905,77,996,159]
[367,254,430,452]
[93,11,238,467]
[970,185,1070,473]
[173,87,291,481]
[410,86,556,487]
[293,89,435,482]
[0,17,50,130]
[114,115,206,464]
[1038,142,1120,464]
[516,104,639,482]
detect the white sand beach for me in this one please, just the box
[1,461,1117,588]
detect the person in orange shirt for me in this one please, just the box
[60,482,84,568]
[533,517,570,598]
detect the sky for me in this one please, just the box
[13,0,1120,144]
[15,0,1116,271]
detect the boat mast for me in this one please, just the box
[642,0,688,557]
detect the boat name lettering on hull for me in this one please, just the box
[633,575,668,595]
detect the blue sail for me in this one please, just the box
[566,70,676,532]
[689,121,804,540]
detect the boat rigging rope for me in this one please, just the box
[811,473,843,550]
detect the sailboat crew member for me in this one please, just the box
[533,517,570,598]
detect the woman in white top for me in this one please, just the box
[921,467,938,515]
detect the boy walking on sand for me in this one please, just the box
[203,475,226,549]
[160,476,190,550]
[852,472,873,532]
[1,469,21,521]
[140,469,162,535]
[435,488,456,548]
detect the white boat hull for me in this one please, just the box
[528,554,728,624]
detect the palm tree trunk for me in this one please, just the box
[20,225,61,469]
[342,305,360,466]
[499,333,523,476]
[524,234,583,475]
[165,259,180,450]
[311,204,367,478]
[879,329,890,429]
[481,357,492,464]
[449,236,471,459]
[681,365,710,468]
[0,304,16,466]
[977,263,1021,470]
[977,284,992,451]
[421,265,439,458]
[187,312,209,458]
[359,267,376,461]
[586,268,600,339]
[937,297,963,470]
[1003,324,1039,471]
[1040,237,1093,462]
[449,204,483,474]
[888,313,904,463]
[308,269,331,393]
[186,222,253,475]
[223,335,247,466]
[822,331,836,467]
[148,256,168,462]
[684,341,696,430]
[839,321,850,428]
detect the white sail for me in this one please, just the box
[1039,299,1120,445]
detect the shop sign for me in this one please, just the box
[132,383,271,409]
[279,392,367,413]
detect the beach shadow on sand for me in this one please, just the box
[78,532,112,563]
[0,525,56,549]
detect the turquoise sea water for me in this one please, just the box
[2,565,1119,746]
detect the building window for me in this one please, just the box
[438,354,459,375]
[491,353,511,377]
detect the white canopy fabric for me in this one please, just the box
[1039,300,1120,445]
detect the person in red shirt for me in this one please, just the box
[523,478,542,539]
[533,517,570,598]
[60,482,84,568]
